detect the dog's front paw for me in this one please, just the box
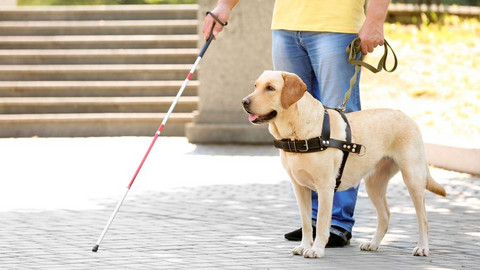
[413,246,429,256]
[292,245,308,256]
[360,242,379,251]
[303,247,325,258]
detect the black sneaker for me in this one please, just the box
[327,225,352,247]
[284,226,315,241]
[284,225,351,247]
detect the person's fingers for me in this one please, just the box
[378,38,385,47]
[360,40,370,55]
[211,23,224,39]
[202,16,215,40]
[360,38,383,55]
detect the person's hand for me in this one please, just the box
[202,4,232,40]
[358,19,384,55]
[358,0,390,55]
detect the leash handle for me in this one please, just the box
[346,37,398,73]
[341,37,398,110]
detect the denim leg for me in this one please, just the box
[311,186,359,232]
[301,32,361,232]
[272,30,318,100]
[272,30,360,232]
[300,32,361,112]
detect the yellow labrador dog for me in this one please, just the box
[242,70,446,258]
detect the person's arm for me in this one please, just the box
[358,0,390,54]
[202,0,240,40]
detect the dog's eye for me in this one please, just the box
[266,85,275,91]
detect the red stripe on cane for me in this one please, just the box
[158,124,165,132]
[187,73,193,80]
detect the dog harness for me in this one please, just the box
[273,108,364,191]
[272,37,396,191]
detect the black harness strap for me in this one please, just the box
[334,109,352,191]
[321,109,351,191]
[273,108,363,191]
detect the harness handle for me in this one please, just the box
[341,37,398,110]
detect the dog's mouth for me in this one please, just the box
[248,110,277,124]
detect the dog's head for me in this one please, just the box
[242,71,307,124]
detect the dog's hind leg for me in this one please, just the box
[401,165,430,256]
[290,182,314,256]
[360,157,399,252]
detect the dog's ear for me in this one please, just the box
[281,72,307,109]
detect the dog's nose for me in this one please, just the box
[242,97,251,108]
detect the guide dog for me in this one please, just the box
[242,70,446,258]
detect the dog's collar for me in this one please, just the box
[273,108,365,191]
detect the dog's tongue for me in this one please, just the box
[249,114,259,122]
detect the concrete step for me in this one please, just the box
[0,4,198,21]
[0,35,198,49]
[0,80,199,97]
[0,96,198,114]
[0,112,193,137]
[0,20,198,36]
[0,64,196,81]
[0,48,198,64]
[0,4,201,138]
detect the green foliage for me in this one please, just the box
[18,0,196,5]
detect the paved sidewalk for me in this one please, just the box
[0,137,479,269]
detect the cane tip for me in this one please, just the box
[92,245,99,252]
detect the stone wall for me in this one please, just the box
[186,0,275,144]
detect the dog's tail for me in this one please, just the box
[426,168,447,197]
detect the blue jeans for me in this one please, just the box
[272,30,360,232]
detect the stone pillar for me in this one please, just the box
[186,0,275,144]
[1,0,16,6]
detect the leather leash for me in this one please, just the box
[341,37,398,110]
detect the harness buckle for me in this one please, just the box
[287,140,292,152]
[299,139,309,152]
[287,140,298,152]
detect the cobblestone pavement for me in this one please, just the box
[0,137,479,269]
